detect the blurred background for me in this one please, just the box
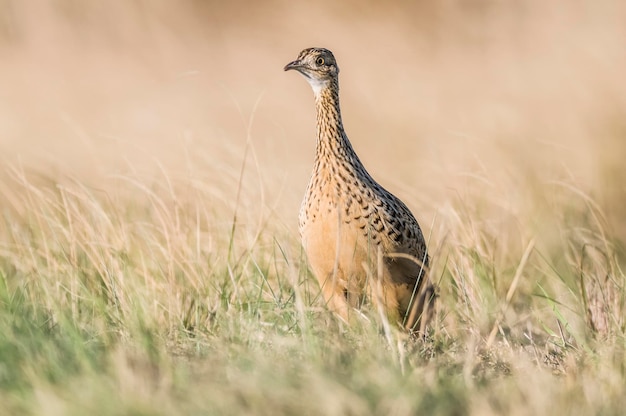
[0,0,625,244]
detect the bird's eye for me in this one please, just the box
[316,57,325,65]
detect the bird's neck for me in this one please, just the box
[312,78,361,169]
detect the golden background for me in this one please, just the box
[1,0,624,244]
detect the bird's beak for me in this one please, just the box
[284,60,302,71]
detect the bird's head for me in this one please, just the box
[284,48,339,93]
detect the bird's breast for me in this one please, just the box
[299,174,391,249]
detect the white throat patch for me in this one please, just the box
[306,77,329,96]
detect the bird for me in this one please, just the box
[284,47,435,333]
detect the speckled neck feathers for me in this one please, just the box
[311,77,369,187]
